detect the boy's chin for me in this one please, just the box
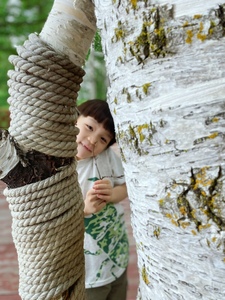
[76,153,92,160]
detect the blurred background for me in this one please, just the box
[0,0,107,129]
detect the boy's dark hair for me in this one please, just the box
[77,99,116,147]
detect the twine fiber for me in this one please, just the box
[5,33,86,300]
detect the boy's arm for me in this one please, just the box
[111,183,127,203]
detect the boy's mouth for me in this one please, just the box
[81,142,92,153]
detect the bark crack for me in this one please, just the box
[175,167,225,232]
[216,4,225,35]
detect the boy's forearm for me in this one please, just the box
[111,183,127,203]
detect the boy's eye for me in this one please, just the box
[101,137,107,144]
[86,124,93,130]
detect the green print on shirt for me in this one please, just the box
[88,177,99,182]
[84,188,129,269]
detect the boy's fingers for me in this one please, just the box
[94,179,111,187]
[96,194,111,202]
[94,183,111,190]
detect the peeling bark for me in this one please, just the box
[0,130,19,179]
[0,129,72,188]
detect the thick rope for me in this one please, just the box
[5,33,86,300]
[8,33,85,157]
[4,163,85,300]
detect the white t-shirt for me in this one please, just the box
[77,147,129,288]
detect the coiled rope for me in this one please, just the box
[8,33,84,157]
[4,33,86,300]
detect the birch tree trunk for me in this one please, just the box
[1,0,96,299]
[94,1,225,299]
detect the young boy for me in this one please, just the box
[76,99,129,300]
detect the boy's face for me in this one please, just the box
[76,115,113,160]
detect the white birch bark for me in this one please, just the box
[0,131,19,179]
[40,0,96,67]
[94,1,225,299]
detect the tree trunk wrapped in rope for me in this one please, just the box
[0,0,97,299]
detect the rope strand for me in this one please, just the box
[5,33,85,299]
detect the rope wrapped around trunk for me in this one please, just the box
[8,33,84,157]
[5,33,86,300]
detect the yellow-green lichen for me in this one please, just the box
[158,165,224,238]
[208,132,218,139]
[212,236,217,242]
[165,213,172,219]
[116,56,124,64]
[127,92,132,103]
[114,28,125,42]
[194,14,202,19]
[158,199,164,207]
[138,123,155,143]
[129,8,168,62]
[212,117,219,123]
[129,124,136,139]
[130,0,137,9]
[186,29,194,44]
[179,206,186,215]
[197,22,207,41]
[142,83,151,95]
[119,147,126,163]
[138,133,144,142]
[182,21,189,27]
[208,20,216,35]
[121,87,133,103]
[193,167,213,190]
[194,132,219,145]
[171,219,179,227]
[180,221,191,229]
[112,21,127,43]
[183,15,218,43]
[198,224,211,231]
[151,27,167,57]
[153,227,161,239]
[119,122,157,156]
[165,212,179,227]
[142,266,150,285]
[137,124,149,133]
[199,22,204,31]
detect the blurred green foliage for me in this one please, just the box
[0,1,107,128]
[0,0,54,108]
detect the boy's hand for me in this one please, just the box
[84,187,106,216]
[93,179,113,203]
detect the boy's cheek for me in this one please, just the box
[76,132,81,143]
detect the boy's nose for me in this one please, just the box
[89,136,97,145]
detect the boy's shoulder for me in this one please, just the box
[110,143,120,156]
[100,145,120,161]
[101,146,123,173]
